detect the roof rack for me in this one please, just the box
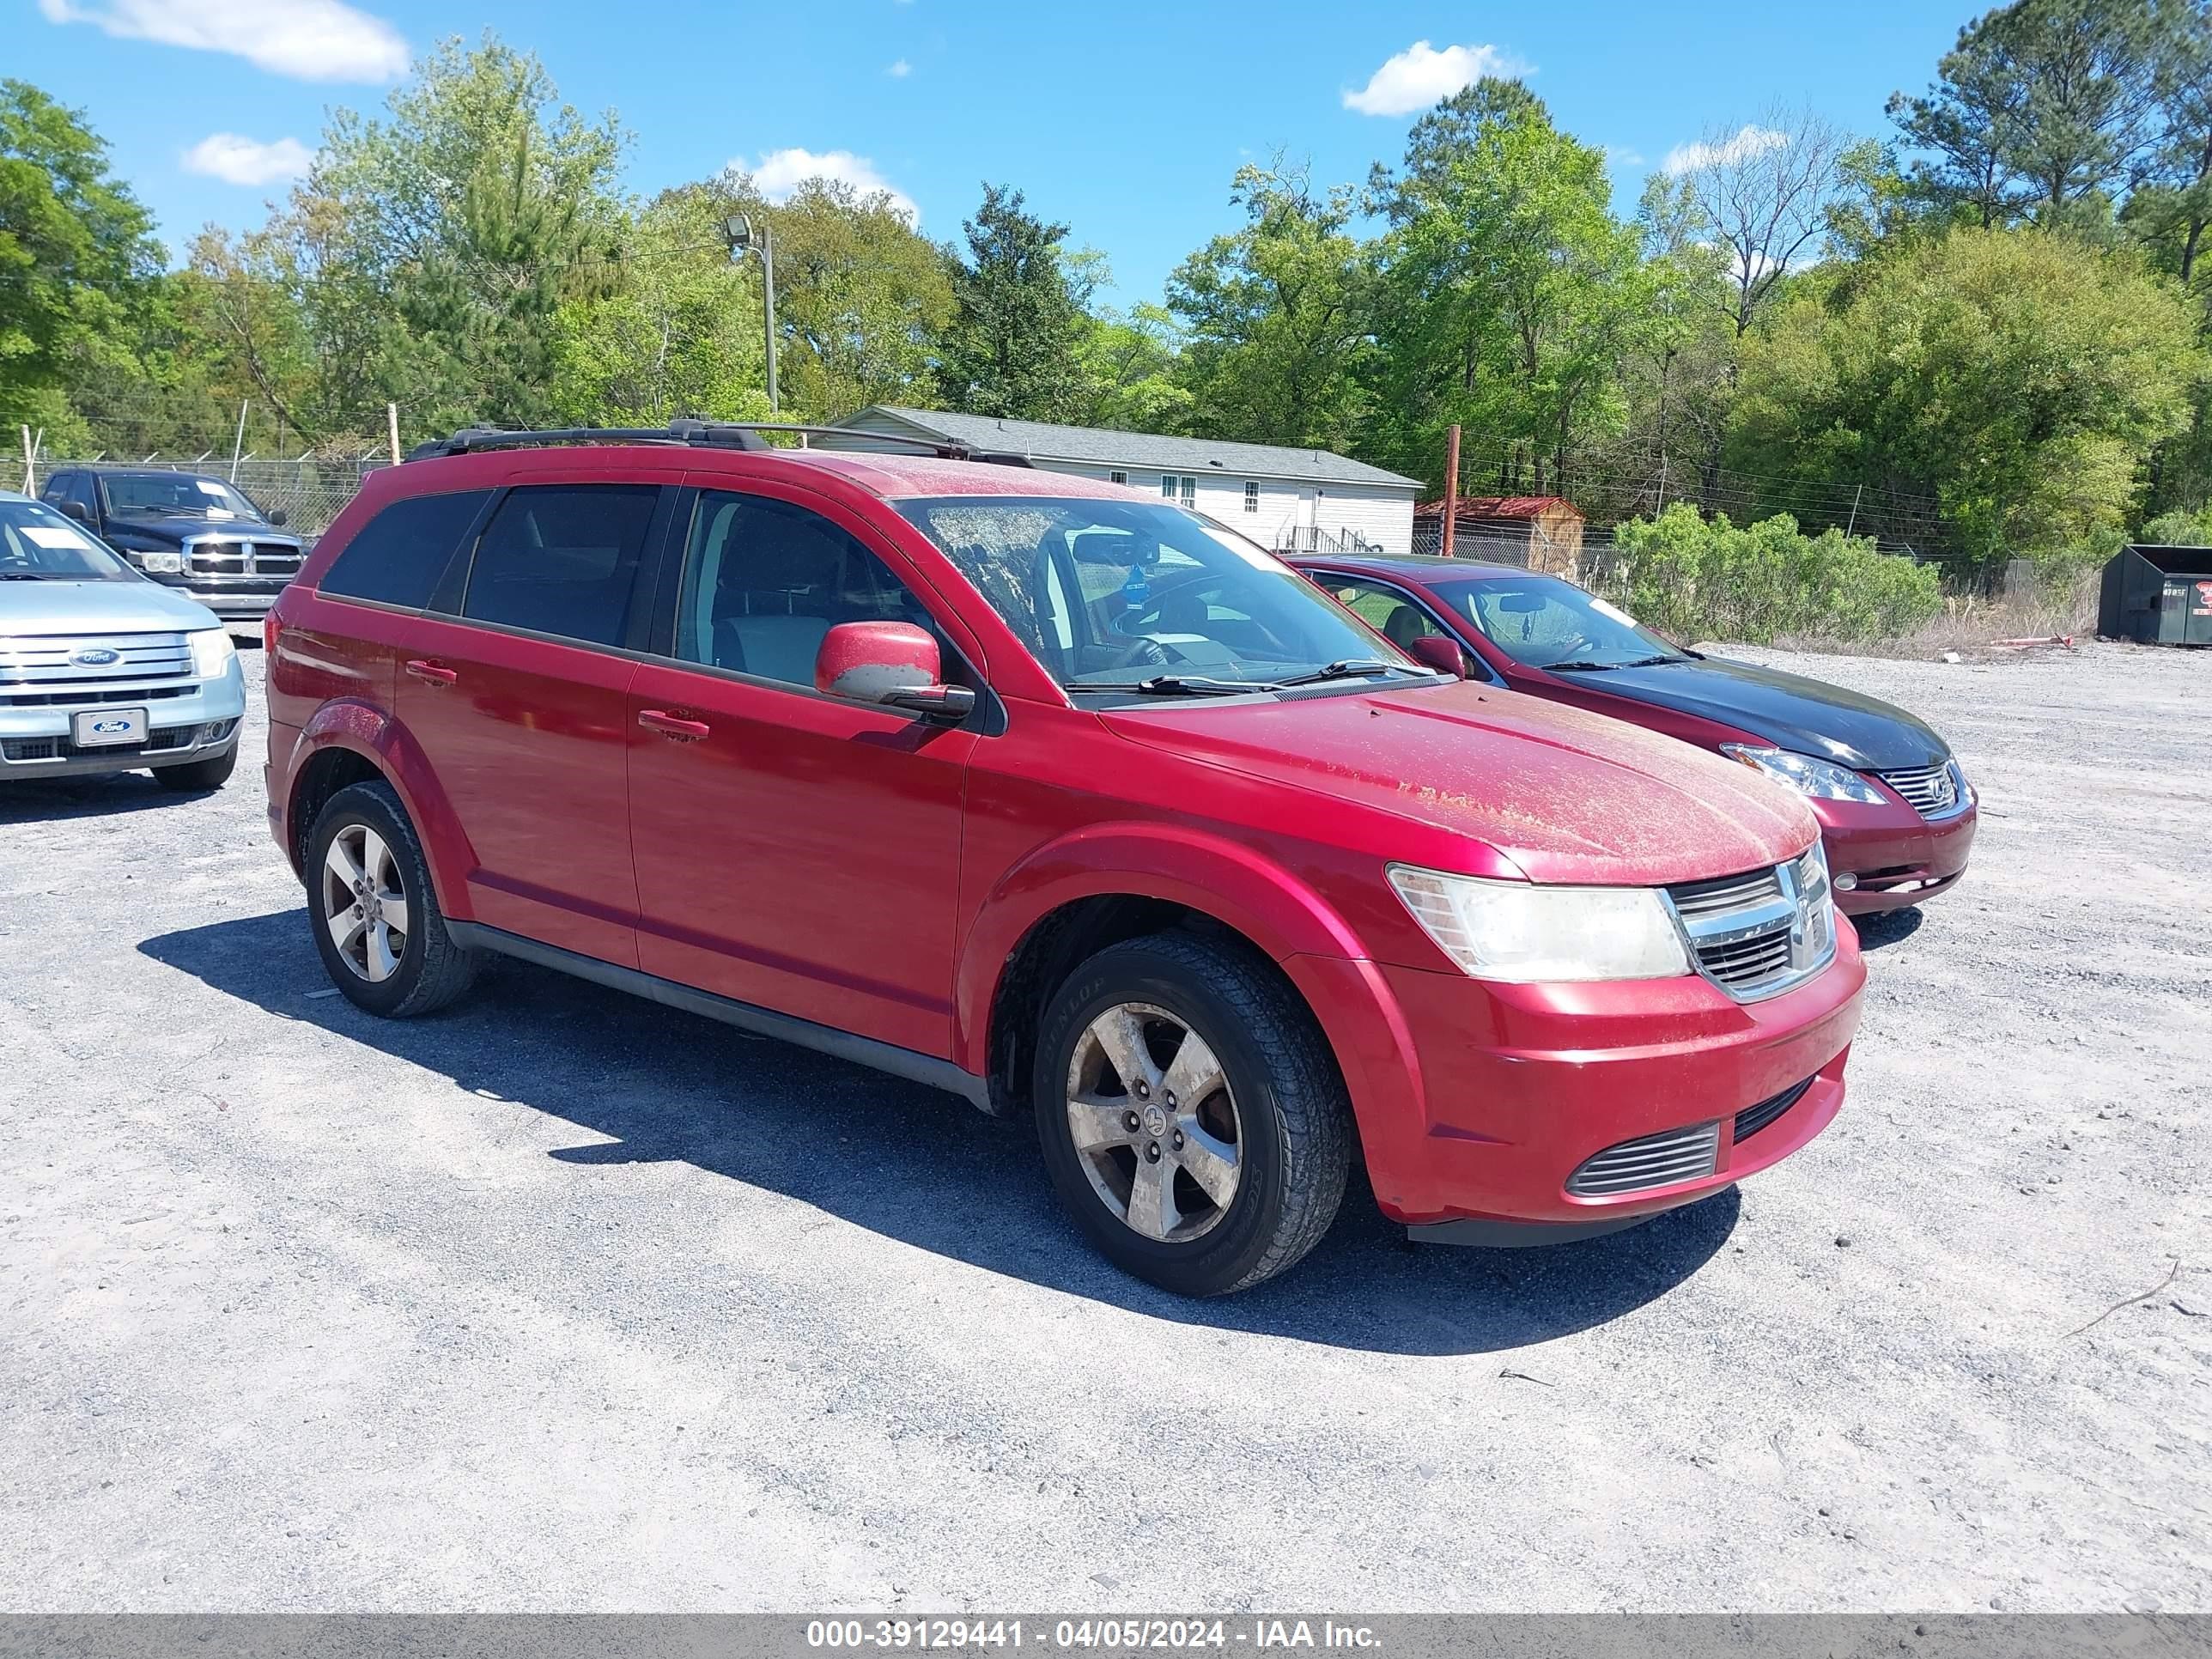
[405,420,1036,468]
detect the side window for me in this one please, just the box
[320,489,491,610]
[39,472,70,506]
[1325,576,1444,650]
[674,490,936,689]
[460,485,659,646]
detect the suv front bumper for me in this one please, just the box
[0,662,247,777]
[1285,932,1866,1235]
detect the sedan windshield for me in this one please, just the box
[0,500,138,583]
[900,496,1423,692]
[1437,574,1692,672]
[101,472,262,520]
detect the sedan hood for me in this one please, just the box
[0,578,221,636]
[1566,655,1949,771]
[1105,680,1818,886]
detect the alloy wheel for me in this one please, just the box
[321,823,410,983]
[1064,1001,1242,1243]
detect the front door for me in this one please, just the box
[398,481,671,969]
[626,483,975,1060]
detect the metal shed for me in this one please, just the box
[2100,544,2212,645]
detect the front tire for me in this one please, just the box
[152,743,237,792]
[305,780,478,1018]
[1033,933,1352,1296]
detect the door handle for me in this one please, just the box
[404,659,459,686]
[637,708,711,742]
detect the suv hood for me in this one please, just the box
[0,578,222,636]
[1105,680,1817,886]
[1565,654,1949,771]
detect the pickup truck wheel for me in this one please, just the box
[1033,933,1352,1297]
[151,743,237,792]
[306,781,478,1018]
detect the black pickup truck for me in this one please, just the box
[40,466,307,622]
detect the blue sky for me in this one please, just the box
[17,0,1967,304]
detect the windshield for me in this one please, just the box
[0,500,138,583]
[1437,574,1691,671]
[899,496,1419,692]
[101,471,262,520]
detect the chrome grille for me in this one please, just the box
[1664,847,1837,1001]
[187,538,303,577]
[1567,1120,1722,1196]
[1879,761,1962,818]
[1733,1077,1814,1144]
[0,633,191,690]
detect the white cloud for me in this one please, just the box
[1663,125,1789,175]
[1605,145,1646,168]
[183,131,314,185]
[1342,40,1524,118]
[740,147,919,223]
[38,0,407,82]
[886,58,911,77]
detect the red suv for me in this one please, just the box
[264,424,1865,1296]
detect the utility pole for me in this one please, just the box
[725,213,780,414]
[1441,424,1462,559]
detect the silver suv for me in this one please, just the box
[0,490,246,790]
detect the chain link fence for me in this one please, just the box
[21,454,388,539]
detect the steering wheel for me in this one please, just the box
[1107,634,1172,670]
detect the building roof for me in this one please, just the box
[1416,495,1583,520]
[833,405,1423,490]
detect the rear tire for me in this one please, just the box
[305,780,478,1018]
[152,743,237,792]
[1033,933,1352,1296]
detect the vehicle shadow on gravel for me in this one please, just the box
[142,909,1739,1357]
[0,776,215,822]
[1850,908,1924,951]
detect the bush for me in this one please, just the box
[2139,507,2212,547]
[1601,503,1943,644]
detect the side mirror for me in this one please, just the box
[1407,634,1474,678]
[58,500,91,524]
[267,507,289,527]
[815,620,976,722]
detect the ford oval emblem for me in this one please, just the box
[70,647,121,666]
[91,718,130,734]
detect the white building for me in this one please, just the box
[827,406,1422,556]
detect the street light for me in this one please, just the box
[724,212,780,414]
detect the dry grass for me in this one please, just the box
[1768,568,2101,661]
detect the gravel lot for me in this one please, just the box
[2,641,2207,1613]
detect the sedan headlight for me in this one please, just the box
[1720,744,1887,805]
[136,550,183,574]
[1387,865,1692,983]
[187,628,236,678]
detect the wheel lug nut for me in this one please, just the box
[1123,1111,1141,1133]
[1146,1142,1162,1162]
[1172,1131,1184,1150]
[1135,1081,1149,1098]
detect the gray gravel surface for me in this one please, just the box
[2,641,2207,1613]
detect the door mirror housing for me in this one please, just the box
[815,621,976,722]
[1407,634,1474,678]
[267,507,289,527]
[58,500,91,524]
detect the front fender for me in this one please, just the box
[288,699,476,918]
[951,822,1425,1135]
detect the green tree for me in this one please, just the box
[1167,160,1371,451]
[0,79,161,441]
[1074,301,1189,432]
[707,169,951,422]
[1368,83,1650,489]
[939,183,1088,421]
[1731,228,2202,568]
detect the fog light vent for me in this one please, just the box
[1565,1121,1722,1196]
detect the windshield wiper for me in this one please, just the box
[0,572,53,581]
[1069,674,1279,696]
[1274,658,1414,687]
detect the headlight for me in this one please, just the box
[1386,865,1692,983]
[1720,744,1887,805]
[187,628,236,678]
[136,550,183,574]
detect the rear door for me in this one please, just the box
[398,480,674,969]
[625,480,976,1059]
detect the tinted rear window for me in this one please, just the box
[459,485,660,647]
[319,490,489,609]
